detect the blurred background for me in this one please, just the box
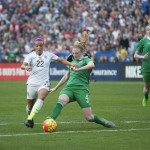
[0,0,149,81]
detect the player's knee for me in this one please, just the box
[57,99,66,107]
[58,95,69,105]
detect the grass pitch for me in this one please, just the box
[0,81,150,150]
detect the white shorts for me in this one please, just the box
[27,84,50,99]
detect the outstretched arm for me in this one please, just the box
[49,71,70,93]
[134,51,148,59]
[57,57,78,68]
[71,61,95,72]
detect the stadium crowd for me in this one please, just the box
[0,0,149,63]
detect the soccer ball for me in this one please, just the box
[43,119,57,132]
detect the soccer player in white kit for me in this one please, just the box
[21,37,78,128]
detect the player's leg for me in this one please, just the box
[24,85,38,128]
[47,86,73,120]
[82,108,116,128]
[50,94,69,120]
[27,88,49,120]
[142,72,150,107]
[143,82,150,107]
[26,99,35,115]
[76,88,115,128]
[25,85,49,128]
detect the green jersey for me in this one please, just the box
[136,37,150,72]
[67,57,93,87]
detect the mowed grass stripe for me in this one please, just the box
[1,128,150,137]
[1,121,150,126]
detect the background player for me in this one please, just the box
[134,20,150,107]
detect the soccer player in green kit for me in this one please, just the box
[134,20,150,107]
[47,31,116,128]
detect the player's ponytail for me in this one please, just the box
[73,30,90,53]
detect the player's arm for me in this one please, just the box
[49,71,70,93]
[134,51,148,59]
[57,57,78,68]
[21,62,32,71]
[72,61,95,72]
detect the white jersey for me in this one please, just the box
[24,51,58,86]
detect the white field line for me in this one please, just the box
[1,128,150,137]
[0,121,150,126]
[124,121,150,123]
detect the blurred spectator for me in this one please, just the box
[6,51,18,63]
[10,57,16,63]
[114,46,121,62]
[24,40,32,53]
[110,56,116,63]
[5,34,19,52]
[98,56,104,62]
[98,55,108,63]
[1,54,7,63]
[121,53,130,63]
[120,46,128,60]
[128,38,138,60]
[103,56,109,62]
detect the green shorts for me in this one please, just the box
[59,85,91,108]
[142,72,150,83]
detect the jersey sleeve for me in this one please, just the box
[23,53,32,65]
[136,39,144,53]
[85,58,93,64]
[50,53,58,61]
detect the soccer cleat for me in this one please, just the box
[24,119,34,128]
[104,121,116,128]
[142,98,148,107]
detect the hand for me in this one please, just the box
[49,87,57,93]
[25,66,32,71]
[70,66,80,72]
[143,53,148,59]
[72,64,78,68]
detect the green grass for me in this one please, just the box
[0,81,150,150]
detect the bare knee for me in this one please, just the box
[59,94,69,105]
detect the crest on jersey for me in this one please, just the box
[38,56,42,60]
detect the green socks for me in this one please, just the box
[143,87,149,100]
[51,100,64,120]
[91,114,107,126]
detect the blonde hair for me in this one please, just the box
[73,30,90,53]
